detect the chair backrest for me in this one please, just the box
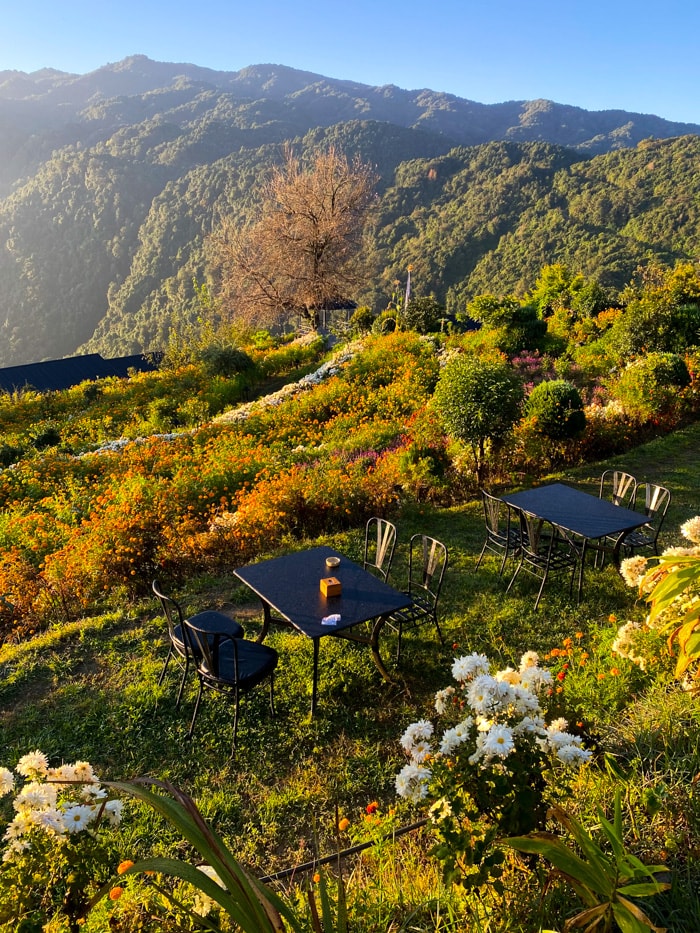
[519,511,549,557]
[407,534,448,607]
[641,483,671,528]
[599,470,637,508]
[363,517,397,582]
[482,490,504,535]
[184,618,238,686]
[152,580,185,643]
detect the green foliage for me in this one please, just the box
[611,352,691,423]
[505,790,670,933]
[400,296,444,334]
[432,354,524,482]
[525,379,586,440]
[198,345,256,379]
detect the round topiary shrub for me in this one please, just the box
[432,354,524,483]
[525,379,586,440]
[612,351,691,423]
[198,345,256,379]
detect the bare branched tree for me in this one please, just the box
[210,146,378,328]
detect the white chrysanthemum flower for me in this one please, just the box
[63,804,96,834]
[103,799,124,826]
[476,715,493,732]
[439,718,474,755]
[395,763,431,802]
[620,555,649,588]
[548,717,568,733]
[14,781,57,812]
[547,729,583,750]
[0,768,14,797]
[556,745,593,765]
[510,686,541,716]
[15,750,49,780]
[681,516,700,544]
[48,764,77,785]
[468,732,487,765]
[519,651,540,670]
[482,724,515,758]
[451,653,490,683]
[409,740,432,763]
[72,761,98,783]
[467,674,511,714]
[495,667,520,685]
[33,807,66,835]
[3,810,34,840]
[434,686,455,714]
[519,666,552,693]
[3,838,30,861]
[400,720,434,755]
[428,797,453,823]
[512,715,546,736]
[79,784,107,802]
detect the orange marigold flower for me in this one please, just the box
[338,817,350,832]
[575,631,584,640]
[313,872,321,884]
[556,686,563,693]
[366,801,379,814]
[109,887,124,901]
[610,667,620,676]
[556,671,566,681]
[597,673,606,680]
[608,614,617,624]
[117,860,134,875]
[562,637,573,648]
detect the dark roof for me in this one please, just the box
[0,353,162,394]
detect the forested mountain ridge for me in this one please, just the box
[1,55,699,365]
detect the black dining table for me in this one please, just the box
[500,482,648,564]
[234,545,412,715]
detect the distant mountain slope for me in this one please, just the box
[0,56,699,365]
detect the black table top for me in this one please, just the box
[501,482,648,540]
[234,545,412,639]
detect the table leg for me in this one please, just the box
[255,601,272,643]
[370,615,396,684]
[311,637,320,717]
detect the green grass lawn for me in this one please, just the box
[2,423,700,931]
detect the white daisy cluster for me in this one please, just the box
[619,555,650,589]
[681,516,700,545]
[396,652,591,803]
[611,620,647,669]
[1,750,123,862]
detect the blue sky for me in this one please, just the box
[2,0,699,124]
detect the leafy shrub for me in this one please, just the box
[400,296,443,334]
[525,379,586,440]
[198,345,256,379]
[432,354,524,484]
[611,352,691,423]
[348,305,375,333]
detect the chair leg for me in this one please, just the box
[533,570,548,611]
[433,612,444,645]
[498,547,509,577]
[175,657,189,710]
[396,620,404,663]
[505,559,523,594]
[188,681,203,740]
[269,675,276,717]
[474,543,488,572]
[157,646,173,686]
[232,688,240,751]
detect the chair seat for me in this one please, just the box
[200,640,278,690]
[390,591,436,624]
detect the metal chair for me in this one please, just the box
[152,580,244,709]
[363,517,397,583]
[388,534,448,662]
[506,511,583,610]
[184,619,278,750]
[599,470,637,508]
[474,490,522,576]
[617,482,671,557]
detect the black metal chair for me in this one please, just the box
[388,534,448,662]
[184,619,278,749]
[599,470,637,508]
[474,490,522,576]
[363,517,397,583]
[617,482,671,557]
[505,511,583,610]
[152,580,244,709]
